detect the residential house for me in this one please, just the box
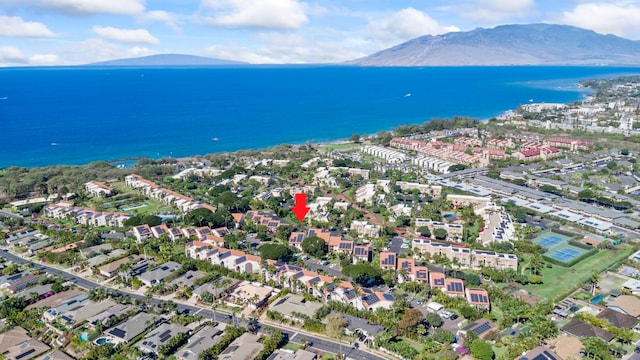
[84,181,114,197]
[176,325,224,360]
[0,272,41,294]
[217,333,263,360]
[466,288,491,310]
[518,346,561,360]
[192,277,241,301]
[359,288,395,311]
[350,221,382,238]
[36,350,75,360]
[0,327,50,360]
[596,308,638,330]
[339,313,384,344]
[106,312,160,344]
[138,323,190,355]
[352,245,371,263]
[457,319,499,340]
[607,295,640,318]
[228,282,272,310]
[132,225,152,243]
[98,255,142,278]
[444,278,465,297]
[169,270,207,290]
[150,224,170,239]
[138,261,181,287]
[269,294,323,322]
[561,319,615,342]
[379,252,397,270]
[429,272,446,289]
[269,349,317,360]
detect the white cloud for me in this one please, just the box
[369,7,459,42]
[139,10,182,32]
[29,53,59,65]
[198,0,308,29]
[0,0,145,15]
[202,32,367,64]
[0,46,27,66]
[462,0,534,21]
[60,38,155,64]
[0,16,55,37]
[93,26,160,45]
[560,2,640,39]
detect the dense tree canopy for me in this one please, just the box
[342,263,383,286]
[123,214,162,227]
[301,236,327,258]
[258,244,293,261]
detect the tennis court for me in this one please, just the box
[547,247,585,262]
[534,235,565,248]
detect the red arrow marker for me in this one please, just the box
[292,193,310,222]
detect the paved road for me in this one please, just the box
[0,250,390,360]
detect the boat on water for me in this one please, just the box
[404,93,412,97]
[211,137,219,141]
[0,96,7,100]
[50,142,57,146]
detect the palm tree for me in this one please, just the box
[211,302,218,324]
[590,271,600,296]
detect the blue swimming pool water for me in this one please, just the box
[592,295,605,304]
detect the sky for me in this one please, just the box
[1,0,640,66]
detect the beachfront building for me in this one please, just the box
[43,201,132,228]
[414,218,464,242]
[186,241,262,274]
[125,174,216,214]
[361,145,407,163]
[84,181,114,197]
[411,238,518,271]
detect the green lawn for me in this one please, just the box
[524,245,635,301]
[317,142,361,152]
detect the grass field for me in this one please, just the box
[524,245,634,301]
[317,142,360,152]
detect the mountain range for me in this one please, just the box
[89,54,247,66]
[349,24,640,66]
[87,24,640,67]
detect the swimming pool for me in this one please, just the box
[94,337,111,345]
[79,333,89,341]
[592,295,605,304]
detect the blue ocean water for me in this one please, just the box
[0,66,638,168]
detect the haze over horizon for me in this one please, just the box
[1,0,639,67]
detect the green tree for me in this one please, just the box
[349,133,361,143]
[581,336,612,360]
[431,328,455,344]
[258,244,292,261]
[342,263,383,286]
[301,236,327,258]
[433,228,448,240]
[417,226,431,238]
[425,312,443,328]
[470,339,494,360]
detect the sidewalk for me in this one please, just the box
[259,316,396,360]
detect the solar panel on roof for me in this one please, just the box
[15,349,36,360]
[383,293,394,301]
[542,351,558,360]
[363,294,378,304]
[110,328,126,339]
[471,294,479,302]
[473,322,491,335]
[435,278,444,285]
[158,329,172,342]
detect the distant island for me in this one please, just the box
[350,23,640,66]
[88,53,248,67]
